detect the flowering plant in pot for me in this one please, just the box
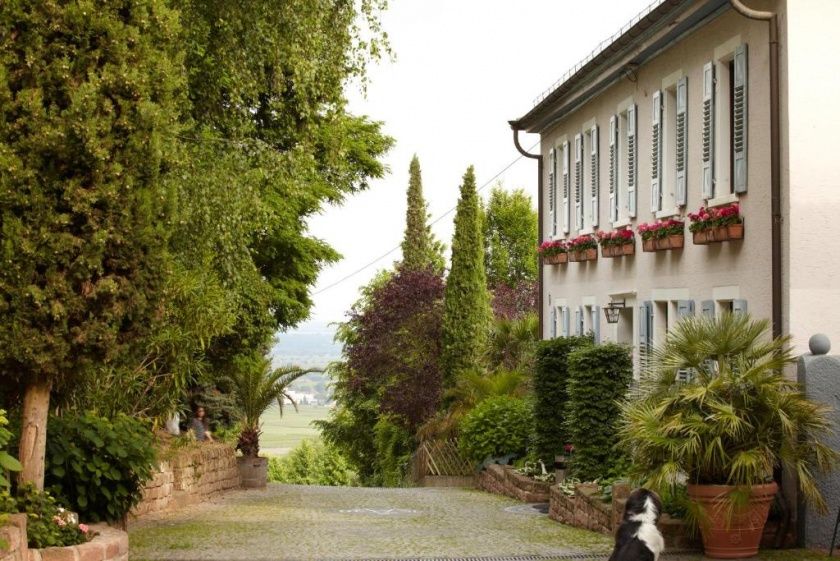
[688,203,743,244]
[637,219,685,251]
[596,229,635,257]
[566,234,598,261]
[538,240,568,264]
[620,313,837,559]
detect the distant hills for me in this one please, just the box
[272,322,343,403]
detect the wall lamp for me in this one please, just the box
[604,299,626,324]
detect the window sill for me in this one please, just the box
[655,207,682,220]
[611,217,633,228]
[706,192,739,208]
[578,227,594,236]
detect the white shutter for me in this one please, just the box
[702,61,715,199]
[733,44,748,193]
[627,104,637,217]
[548,148,556,238]
[562,141,570,234]
[733,299,748,315]
[591,306,600,344]
[676,76,688,206]
[608,115,618,223]
[574,134,583,230]
[701,300,715,317]
[561,306,570,337]
[590,125,599,228]
[550,306,557,338]
[651,90,662,213]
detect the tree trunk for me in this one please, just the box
[18,379,52,490]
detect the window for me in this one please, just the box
[574,134,584,231]
[608,115,620,223]
[612,103,637,222]
[582,303,601,343]
[548,147,557,239]
[586,125,600,228]
[562,141,571,234]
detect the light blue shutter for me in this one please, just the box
[676,300,695,321]
[651,90,663,213]
[562,141,570,234]
[574,306,583,336]
[701,300,715,317]
[702,62,715,199]
[548,148,556,238]
[550,306,557,338]
[574,134,583,230]
[609,115,619,223]
[733,44,748,194]
[676,76,688,206]
[592,306,601,344]
[733,299,748,315]
[627,104,637,217]
[562,306,570,337]
[590,125,599,228]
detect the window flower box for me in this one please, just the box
[596,229,635,258]
[638,219,685,253]
[567,235,598,262]
[688,203,744,245]
[538,240,568,265]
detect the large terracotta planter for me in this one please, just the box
[668,234,685,249]
[583,247,597,261]
[687,482,778,559]
[727,223,744,239]
[601,245,613,258]
[693,230,709,245]
[622,242,635,255]
[642,239,655,252]
[238,456,268,489]
[544,253,565,265]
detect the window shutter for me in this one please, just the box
[561,306,570,337]
[591,306,600,344]
[639,302,652,373]
[562,141,570,234]
[609,115,618,223]
[676,76,688,206]
[702,61,715,199]
[676,300,695,320]
[733,299,748,315]
[550,306,557,338]
[733,44,748,193]
[574,134,583,230]
[548,148,556,238]
[574,306,582,336]
[627,104,637,217]
[651,90,663,213]
[590,125,599,228]
[701,300,715,317]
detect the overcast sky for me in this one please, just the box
[287,0,653,335]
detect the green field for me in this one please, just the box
[259,404,331,456]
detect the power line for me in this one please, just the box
[312,140,540,296]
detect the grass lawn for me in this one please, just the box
[259,403,331,455]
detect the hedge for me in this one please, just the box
[532,336,592,464]
[459,395,533,464]
[565,343,632,481]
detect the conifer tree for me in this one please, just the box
[400,156,444,272]
[440,166,492,387]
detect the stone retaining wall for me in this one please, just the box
[133,442,240,517]
[1,517,128,561]
[477,465,551,503]
[1,514,27,561]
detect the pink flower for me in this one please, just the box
[79,523,89,534]
[53,516,66,527]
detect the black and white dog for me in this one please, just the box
[608,488,665,561]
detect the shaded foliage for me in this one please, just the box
[458,396,533,464]
[491,281,538,321]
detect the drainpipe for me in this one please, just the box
[728,0,782,342]
[511,127,543,335]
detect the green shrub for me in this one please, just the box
[1,485,92,548]
[268,439,357,486]
[373,416,413,487]
[565,343,632,481]
[459,395,533,464]
[0,409,22,488]
[45,413,156,522]
[532,336,592,464]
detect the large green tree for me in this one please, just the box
[0,0,185,488]
[400,155,444,272]
[440,167,492,387]
[483,186,538,288]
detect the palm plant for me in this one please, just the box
[620,312,837,511]
[230,355,318,458]
[484,313,539,372]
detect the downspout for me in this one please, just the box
[511,127,543,335]
[728,0,782,341]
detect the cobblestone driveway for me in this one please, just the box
[129,484,611,561]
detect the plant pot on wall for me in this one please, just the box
[642,239,655,252]
[687,482,778,559]
[693,230,709,245]
[623,243,635,255]
[584,248,597,261]
[727,223,744,239]
[238,456,268,489]
[668,234,684,249]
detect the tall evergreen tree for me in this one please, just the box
[441,167,492,387]
[400,155,444,272]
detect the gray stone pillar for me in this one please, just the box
[797,334,840,548]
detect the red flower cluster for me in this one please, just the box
[688,203,742,233]
[595,229,634,247]
[538,239,567,257]
[566,234,598,251]
[637,219,684,241]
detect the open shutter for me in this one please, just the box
[550,306,557,338]
[701,300,715,317]
[651,90,663,213]
[562,141,570,234]
[627,104,637,217]
[676,300,695,321]
[733,299,748,315]
[548,148,556,238]
[702,61,715,199]
[591,306,601,344]
[676,76,688,206]
[733,44,748,193]
[609,115,618,223]
[574,307,581,336]
[590,125,599,227]
[561,306,570,337]
[574,134,583,230]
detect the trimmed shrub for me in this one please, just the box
[459,395,533,464]
[45,413,156,522]
[532,336,592,464]
[268,439,357,486]
[565,343,632,481]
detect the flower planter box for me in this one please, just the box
[543,253,567,265]
[694,223,745,245]
[644,235,685,252]
[642,239,655,252]
[581,248,597,261]
[601,243,635,258]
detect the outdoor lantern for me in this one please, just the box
[604,300,625,324]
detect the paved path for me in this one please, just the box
[128,484,611,561]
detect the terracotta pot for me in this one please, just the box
[584,247,597,261]
[567,250,578,262]
[687,482,778,559]
[669,234,685,249]
[558,252,568,263]
[238,456,268,489]
[543,253,560,265]
[693,230,709,245]
[623,242,635,255]
[728,223,744,239]
[655,237,669,251]
[642,238,655,252]
[601,246,612,258]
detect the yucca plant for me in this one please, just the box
[230,355,318,458]
[620,312,837,512]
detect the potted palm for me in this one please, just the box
[620,313,836,559]
[230,354,315,488]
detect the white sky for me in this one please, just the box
[289,0,653,334]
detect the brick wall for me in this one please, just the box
[1,517,129,561]
[133,442,240,517]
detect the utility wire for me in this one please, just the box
[312,140,540,296]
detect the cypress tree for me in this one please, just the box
[400,155,444,272]
[441,166,492,387]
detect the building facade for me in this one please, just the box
[511,0,840,372]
